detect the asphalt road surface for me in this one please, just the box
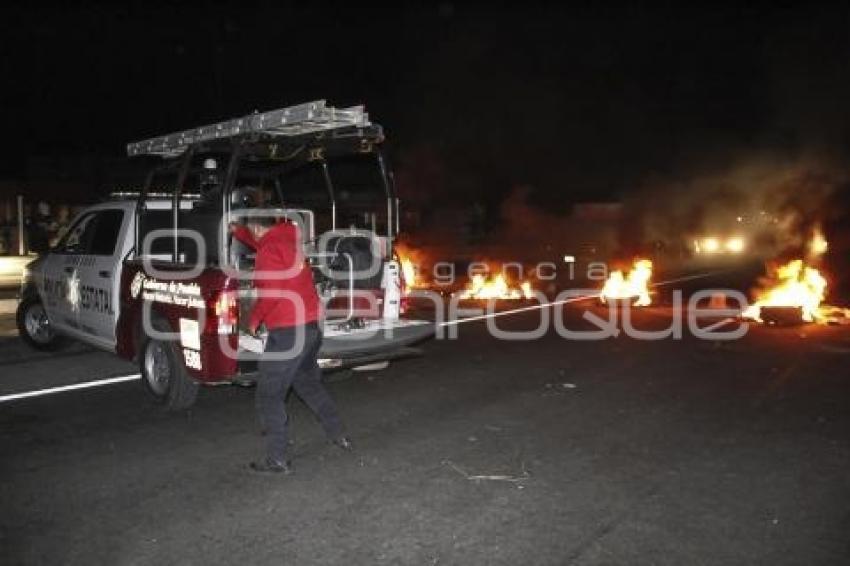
[2,302,850,565]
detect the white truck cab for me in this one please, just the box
[29,202,133,350]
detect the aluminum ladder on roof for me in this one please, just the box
[126,100,371,158]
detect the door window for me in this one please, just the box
[56,210,124,255]
[88,210,124,256]
[58,213,98,253]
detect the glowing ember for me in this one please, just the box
[743,259,827,323]
[457,273,533,300]
[600,259,653,307]
[809,227,828,257]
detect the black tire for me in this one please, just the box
[140,327,199,411]
[16,296,65,351]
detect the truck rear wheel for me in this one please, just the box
[141,336,198,410]
[16,296,64,351]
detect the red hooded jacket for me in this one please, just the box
[232,222,320,330]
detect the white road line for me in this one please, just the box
[0,374,141,403]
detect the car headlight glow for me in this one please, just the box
[701,237,720,253]
[725,236,745,253]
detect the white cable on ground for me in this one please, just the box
[439,270,724,328]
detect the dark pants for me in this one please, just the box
[256,322,343,462]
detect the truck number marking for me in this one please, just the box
[179,318,201,350]
[183,348,202,370]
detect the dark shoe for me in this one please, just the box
[249,458,292,474]
[332,436,354,451]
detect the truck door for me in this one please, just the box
[74,209,128,349]
[40,211,102,333]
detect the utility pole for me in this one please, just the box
[17,195,24,255]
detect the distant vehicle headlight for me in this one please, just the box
[725,237,745,253]
[701,237,721,253]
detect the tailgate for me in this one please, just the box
[320,318,434,357]
[237,318,434,360]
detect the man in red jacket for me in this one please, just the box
[231,218,351,474]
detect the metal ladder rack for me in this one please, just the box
[127,100,371,158]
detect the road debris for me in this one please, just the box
[543,382,578,395]
[442,459,530,483]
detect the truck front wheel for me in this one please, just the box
[141,336,198,410]
[16,297,64,351]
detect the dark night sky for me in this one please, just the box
[2,2,850,208]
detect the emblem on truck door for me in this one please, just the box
[66,269,81,312]
[130,271,146,299]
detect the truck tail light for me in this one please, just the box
[209,290,238,334]
[398,275,410,314]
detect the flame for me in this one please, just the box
[457,273,534,300]
[400,257,418,288]
[742,259,827,323]
[395,243,424,290]
[600,259,653,307]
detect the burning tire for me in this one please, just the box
[140,326,198,411]
[16,296,64,351]
[758,306,805,326]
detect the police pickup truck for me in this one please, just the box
[17,101,433,409]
